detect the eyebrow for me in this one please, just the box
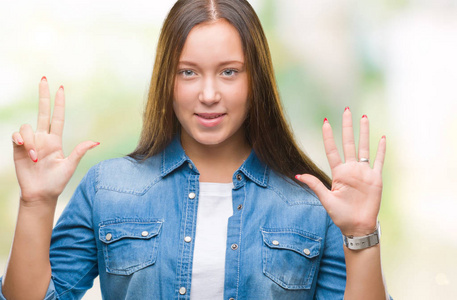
[178,60,245,67]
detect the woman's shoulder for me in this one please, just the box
[96,154,161,171]
[267,169,322,207]
[88,154,163,195]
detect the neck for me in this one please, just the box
[180,132,251,183]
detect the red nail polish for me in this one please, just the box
[18,141,24,145]
[382,135,386,139]
[345,107,350,111]
[323,118,328,124]
[295,175,300,179]
[41,76,47,82]
[59,85,64,90]
[362,114,367,119]
[29,149,38,162]
[89,142,100,149]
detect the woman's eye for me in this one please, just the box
[179,70,195,77]
[222,69,237,76]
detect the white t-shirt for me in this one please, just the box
[190,182,233,300]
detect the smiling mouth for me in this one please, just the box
[195,113,226,119]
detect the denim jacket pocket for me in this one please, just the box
[99,219,163,275]
[261,228,321,290]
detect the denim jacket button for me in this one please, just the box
[236,174,243,181]
[231,243,238,250]
[303,248,311,255]
[184,236,192,243]
[272,240,279,245]
[237,204,243,210]
[141,231,148,237]
[188,192,196,199]
[188,163,193,169]
[229,298,235,300]
[105,233,112,241]
[179,287,187,295]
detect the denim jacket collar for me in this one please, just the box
[161,135,269,188]
[161,135,190,176]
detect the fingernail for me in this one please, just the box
[382,135,386,139]
[362,114,367,119]
[295,175,301,180]
[89,142,100,149]
[345,107,350,112]
[59,85,64,91]
[323,118,328,124]
[14,137,24,145]
[29,149,38,162]
[41,76,47,82]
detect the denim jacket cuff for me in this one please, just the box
[0,276,56,300]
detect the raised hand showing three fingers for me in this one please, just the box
[11,77,100,204]
[297,107,386,237]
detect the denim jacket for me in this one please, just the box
[0,136,346,299]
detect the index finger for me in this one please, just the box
[37,76,51,133]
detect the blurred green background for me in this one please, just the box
[1,0,456,299]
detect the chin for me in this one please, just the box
[195,136,226,146]
[191,131,230,146]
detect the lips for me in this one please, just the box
[195,113,226,119]
[195,113,226,127]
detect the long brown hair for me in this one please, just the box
[129,0,331,188]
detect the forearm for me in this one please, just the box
[2,198,57,300]
[343,244,389,300]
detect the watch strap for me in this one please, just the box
[343,222,381,250]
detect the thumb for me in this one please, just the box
[296,174,330,206]
[68,141,100,168]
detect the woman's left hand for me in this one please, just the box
[296,107,386,237]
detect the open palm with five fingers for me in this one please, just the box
[297,107,386,237]
[11,77,99,205]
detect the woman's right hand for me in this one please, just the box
[11,77,99,205]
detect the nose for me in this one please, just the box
[198,77,221,104]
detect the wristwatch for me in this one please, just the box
[343,222,381,250]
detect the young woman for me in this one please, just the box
[1,0,389,299]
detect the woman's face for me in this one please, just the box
[173,19,249,149]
